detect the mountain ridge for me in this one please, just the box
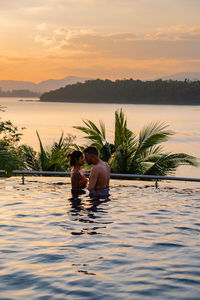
[0,76,91,93]
[159,72,200,81]
[1,72,200,94]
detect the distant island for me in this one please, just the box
[40,79,200,105]
[0,88,40,98]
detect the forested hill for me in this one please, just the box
[40,79,200,105]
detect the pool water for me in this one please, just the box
[0,177,200,299]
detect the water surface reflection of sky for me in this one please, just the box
[0,177,200,299]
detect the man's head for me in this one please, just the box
[83,146,99,164]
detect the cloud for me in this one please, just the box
[33,27,97,50]
[188,26,200,35]
[53,27,69,35]
[0,55,29,63]
[30,24,200,64]
[36,23,47,31]
[2,22,200,81]
[34,35,55,45]
[56,28,200,61]
[0,0,45,10]
[144,25,200,41]
[106,33,138,41]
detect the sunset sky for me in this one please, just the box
[1,0,200,82]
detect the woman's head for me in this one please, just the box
[68,150,84,167]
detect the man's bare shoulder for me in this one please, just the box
[102,161,110,169]
[90,165,99,174]
[93,160,108,168]
[91,164,100,172]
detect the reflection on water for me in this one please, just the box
[0,177,200,299]
[68,196,111,236]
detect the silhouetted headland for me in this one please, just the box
[40,79,200,105]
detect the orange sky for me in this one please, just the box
[1,0,200,82]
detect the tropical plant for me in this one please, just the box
[74,109,198,176]
[0,116,24,174]
[0,120,23,149]
[74,119,114,161]
[0,149,20,175]
[23,131,77,171]
[15,144,40,171]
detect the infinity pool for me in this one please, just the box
[0,177,200,299]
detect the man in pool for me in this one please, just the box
[83,146,110,198]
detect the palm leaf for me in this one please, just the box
[36,131,48,170]
[74,109,198,175]
[85,120,102,135]
[134,122,173,157]
[99,120,106,139]
[74,119,107,148]
[144,153,198,176]
[55,131,64,150]
[0,149,19,174]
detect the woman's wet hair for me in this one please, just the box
[83,146,99,157]
[67,150,83,166]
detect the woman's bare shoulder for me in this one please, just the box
[71,172,81,179]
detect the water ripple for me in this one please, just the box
[0,178,200,299]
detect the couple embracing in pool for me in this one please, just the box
[68,146,110,198]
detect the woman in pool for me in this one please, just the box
[68,150,88,191]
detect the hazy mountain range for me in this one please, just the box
[0,73,200,94]
[159,72,200,81]
[0,76,90,93]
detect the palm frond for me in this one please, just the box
[144,153,198,176]
[73,109,198,176]
[114,109,127,147]
[56,131,64,149]
[0,149,19,174]
[135,122,173,156]
[36,131,48,170]
[16,144,40,170]
[74,119,107,148]
[84,120,101,135]
[99,120,106,139]
[114,109,137,150]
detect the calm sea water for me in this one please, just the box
[0,97,200,177]
[0,177,200,299]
